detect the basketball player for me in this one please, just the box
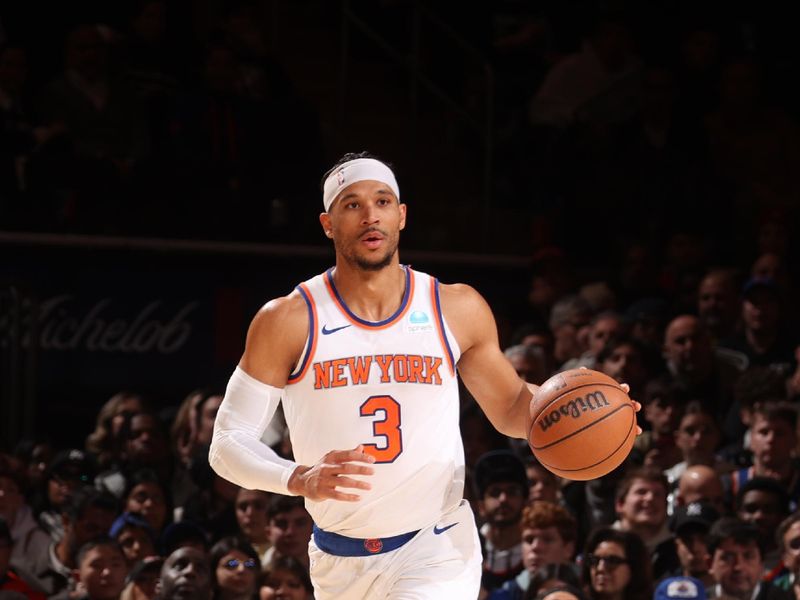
[209,152,634,599]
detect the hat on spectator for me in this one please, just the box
[47,449,96,484]
[109,511,157,542]
[473,450,528,498]
[655,576,707,600]
[125,556,164,585]
[159,520,208,556]
[669,502,720,535]
[742,277,778,298]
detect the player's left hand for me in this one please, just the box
[619,382,642,435]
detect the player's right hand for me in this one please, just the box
[287,444,376,502]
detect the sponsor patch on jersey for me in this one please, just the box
[406,310,433,334]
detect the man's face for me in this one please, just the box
[77,545,127,600]
[616,479,667,529]
[268,506,313,560]
[678,474,726,516]
[738,490,785,541]
[521,526,573,573]
[117,526,156,567]
[781,521,800,576]
[589,317,623,357]
[320,180,406,272]
[71,506,117,549]
[742,289,780,334]
[126,481,167,532]
[710,538,763,598]
[675,413,719,462]
[676,530,711,576]
[127,414,167,463]
[749,414,796,469]
[527,465,559,503]
[236,489,270,543]
[479,482,526,528]
[644,397,680,435]
[698,275,738,331]
[663,316,712,376]
[160,547,211,600]
[600,343,645,388]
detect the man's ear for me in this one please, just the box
[399,203,407,231]
[320,213,333,238]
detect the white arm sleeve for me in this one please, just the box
[209,366,298,495]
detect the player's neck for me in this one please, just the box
[330,261,407,322]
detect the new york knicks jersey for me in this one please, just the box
[282,266,465,538]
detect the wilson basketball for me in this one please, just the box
[528,368,636,480]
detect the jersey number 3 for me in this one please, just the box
[359,395,402,463]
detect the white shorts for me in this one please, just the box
[308,499,482,599]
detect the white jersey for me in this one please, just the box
[282,266,465,538]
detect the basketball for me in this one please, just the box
[528,368,636,480]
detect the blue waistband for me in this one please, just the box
[312,524,419,557]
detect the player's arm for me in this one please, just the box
[440,283,536,440]
[209,292,374,501]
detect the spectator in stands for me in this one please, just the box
[0,467,50,578]
[27,486,118,596]
[697,269,741,343]
[259,555,313,600]
[87,393,148,471]
[505,345,549,385]
[735,478,791,572]
[706,518,791,600]
[724,402,800,505]
[158,546,212,600]
[210,537,259,600]
[524,458,560,504]
[596,335,651,396]
[525,564,582,600]
[613,467,679,579]
[489,501,577,599]
[71,537,128,600]
[233,489,270,565]
[549,295,592,369]
[661,315,743,438]
[0,515,46,600]
[720,278,796,376]
[633,380,685,470]
[773,512,800,593]
[665,402,727,486]
[669,502,720,587]
[581,528,653,600]
[120,556,162,600]
[529,11,642,128]
[37,449,97,542]
[562,312,625,371]
[122,469,170,537]
[475,450,530,592]
[676,466,728,517]
[109,512,157,569]
[262,496,312,571]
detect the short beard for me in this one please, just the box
[354,251,394,271]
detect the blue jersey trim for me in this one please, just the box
[325,265,411,328]
[287,285,315,382]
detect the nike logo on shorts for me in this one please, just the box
[433,522,458,535]
[321,324,352,335]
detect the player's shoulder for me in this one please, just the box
[248,290,309,339]
[438,282,490,313]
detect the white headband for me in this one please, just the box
[322,158,400,212]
